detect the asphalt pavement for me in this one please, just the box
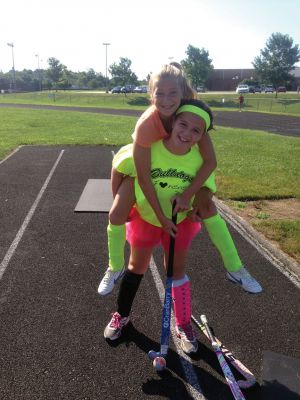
[0,145,299,400]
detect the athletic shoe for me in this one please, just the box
[98,266,125,296]
[227,267,262,294]
[104,312,130,340]
[176,323,198,354]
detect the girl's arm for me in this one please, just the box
[133,142,177,237]
[111,167,124,198]
[173,133,217,214]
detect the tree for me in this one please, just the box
[109,57,138,87]
[181,45,213,88]
[46,57,67,89]
[56,69,72,90]
[0,71,11,90]
[18,69,35,91]
[252,33,300,88]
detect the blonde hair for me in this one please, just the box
[149,63,197,100]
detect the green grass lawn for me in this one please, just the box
[202,93,300,115]
[253,219,300,263]
[1,90,300,115]
[0,91,149,110]
[212,126,300,200]
[0,108,136,159]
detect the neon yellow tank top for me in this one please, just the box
[135,140,202,226]
[113,141,216,226]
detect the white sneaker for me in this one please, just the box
[98,266,125,296]
[104,312,130,340]
[227,267,262,294]
[175,323,198,354]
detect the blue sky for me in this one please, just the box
[1,0,299,79]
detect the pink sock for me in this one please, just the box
[172,279,191,327]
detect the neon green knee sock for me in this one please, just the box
[203,214,242,272]
[107,223,126,272]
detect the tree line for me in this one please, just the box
[1,33,299,92]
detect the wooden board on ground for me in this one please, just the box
[74,179,112,212]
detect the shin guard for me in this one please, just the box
[172,277,191,327]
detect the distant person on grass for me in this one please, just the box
[238,94,244,111]
[104,99,214,353]
[98,63,262,296]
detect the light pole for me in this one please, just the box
[103,42,110,93]
[7,42,16,92]
[35,54,42,91]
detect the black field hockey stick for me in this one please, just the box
[148,202,177,371]
[200,315,246,400]
[191,315,256,388]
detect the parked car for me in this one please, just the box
[236,84,249,94]
[133,85,148,93]
[121,85,136,93]
[249,85,262,93]
[196,86,206,93]
[111,86,122,93]
[128,85,137,93]
[121,86,129,93]
[264,86,275,93]
[277,86,287,93]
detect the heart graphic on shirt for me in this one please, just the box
[159,182,168,188]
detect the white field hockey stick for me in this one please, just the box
[191,315,256,389]
[200,315,246,400]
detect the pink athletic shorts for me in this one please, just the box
[126,208,201,251]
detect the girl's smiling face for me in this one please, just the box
[166,112,205,155]
[151,77,182,120]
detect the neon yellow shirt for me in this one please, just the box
[112,144,136,177]
[135,140,203,226]
[113,141,216,226]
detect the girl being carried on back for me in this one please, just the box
[98,63,262,295]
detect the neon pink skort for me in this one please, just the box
[126,208,201,251]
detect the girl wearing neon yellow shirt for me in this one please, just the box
[104,99,212,353]
[98,63,262,296]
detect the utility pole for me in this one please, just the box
[103,43,110,93]
[7,43,16,91]
[35,54,42,91]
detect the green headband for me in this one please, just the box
[176,104,211,131]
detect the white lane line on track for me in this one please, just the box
[149,257,206,400]
[0,150,64,281]
[0,146,21,165]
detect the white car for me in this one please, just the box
[264,86,275,93]
[196,86,206,93]
[236,84,249,94]
[133,86,148,93]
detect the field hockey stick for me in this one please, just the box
[148,202,177,371]
[199,315,246,400]
[191,315,256,388]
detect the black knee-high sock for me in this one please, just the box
[117,270,143,317]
